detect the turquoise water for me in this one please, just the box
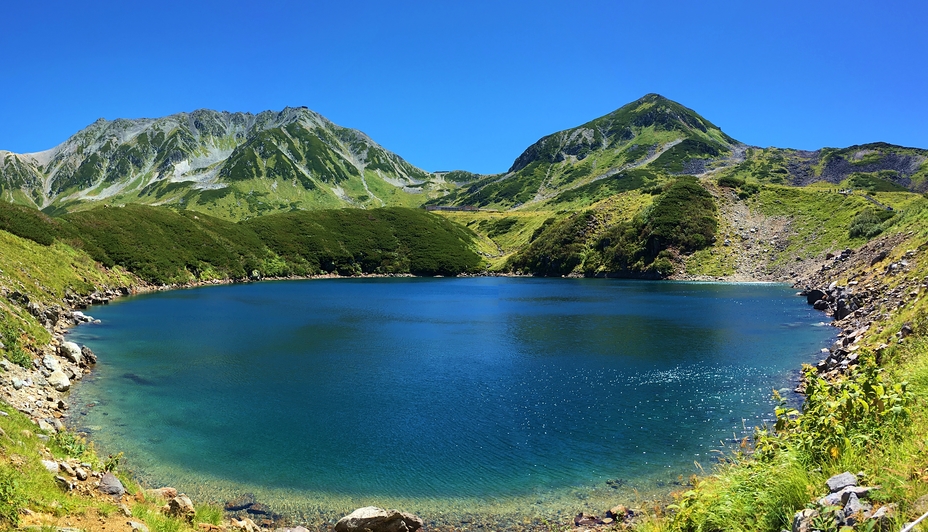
[67,278,832,525]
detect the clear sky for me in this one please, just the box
[1,0,925,174]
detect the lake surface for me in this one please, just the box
[67,278,833,526]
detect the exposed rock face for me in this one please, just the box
[334,507,423,532]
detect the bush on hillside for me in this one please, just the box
[849,207,895,239]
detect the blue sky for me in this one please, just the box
[1,0,925,174]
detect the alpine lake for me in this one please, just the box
[66,277,834,529]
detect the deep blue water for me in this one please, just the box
[67,278,833,518]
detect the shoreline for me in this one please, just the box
[4,266,858,530]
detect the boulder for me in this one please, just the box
[59,342,83,365]
[99,472,126,497]
[47,370,71,392]
[42,354,61,372]
[813,300,830,311]
[166,494,196,521]
[335,506,423,532]
[81,345,97,365]
[806,289,827,305]
[826,472,858,493]
[146,486,178,499]
[41,459,60,473]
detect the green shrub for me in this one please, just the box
[849,208,895,239]
[51,431,88,458]
[0,319,31,368]
[763,363,912,463]
[717,175,745,188]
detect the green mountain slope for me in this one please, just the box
[0,202,482,283]
[428,94,741,209]
[0,108,451,219]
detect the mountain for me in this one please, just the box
[429,94,742,209]
[2,96,926,220]
[428,94,928,210]
[0,108,453,219]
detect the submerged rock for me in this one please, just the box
[335,506,423,532]
[225,492,257,511]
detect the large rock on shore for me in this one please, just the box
[47,370,71,392]
[59,341,83,365]
[335,507,423,532]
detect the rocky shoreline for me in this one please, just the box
[2,237,923,531]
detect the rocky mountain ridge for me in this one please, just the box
[0,107,449,219]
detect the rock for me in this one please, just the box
[806,289,827,305]
[98,472,126,497]
[868,504,896,531]
[59,461,76,477]
[335,506,423,532]
[913,493,928,515]
[75,467,89,481]
[146,486,178,499]
[166,494,196,521]
[42,354,61,372]
[225,492,257,511]
[826,471,858,492]
[871,251,889,266]
[246,502,271,516]
[12,378,24,390]
[128,521,150,532]
[842,493,869,526]
[81,345,97,365]
[573,513,601,527]
[231,517,261,532]
[792,508,818,532]
[813,300,830,311]
[41,459,60,473]
[277,528,310,532]
[55,475,74,491]
[118,503,133,517]
[37,419,57,433]
[607,504,629,520]
[59,342,83,365]
[47,370,71,392]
